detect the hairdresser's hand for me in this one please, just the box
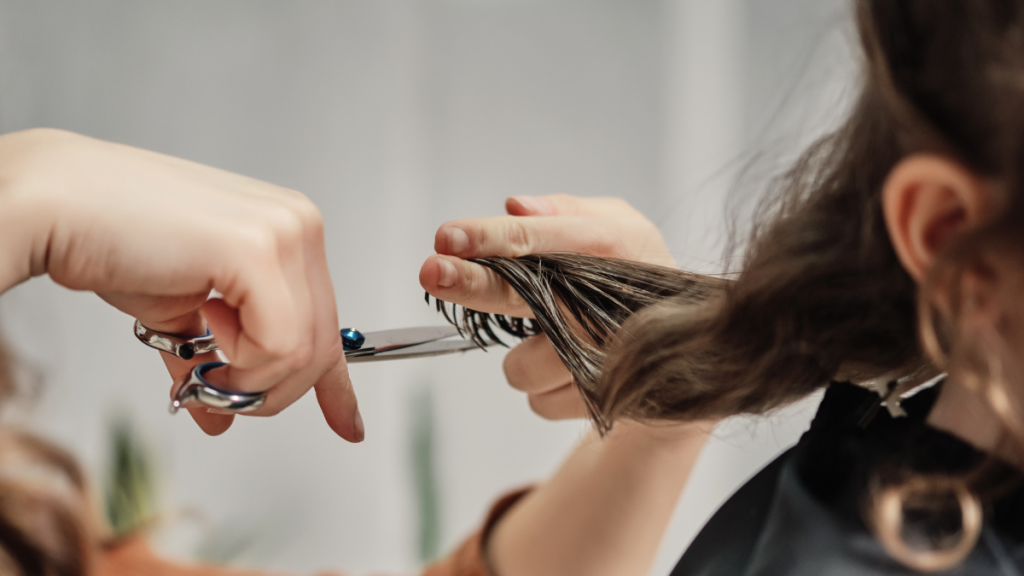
[0,128,361,441]
[420,194,673,420]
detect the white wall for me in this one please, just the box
[0,1,855,574]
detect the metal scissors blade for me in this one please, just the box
[347,325,461,356]
[347,333,497,363]
[167,324,505,414]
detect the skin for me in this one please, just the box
[0,128,360,441]
[0,131,710,576]
[85,154,1024,576]
[882,154,1024,466]
[420,194,677,420]
[13,129,1016,576]
[421,194,715,576]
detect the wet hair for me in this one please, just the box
[435,0,1024,569]
[437,0,1024,436]
[432,254,727,432]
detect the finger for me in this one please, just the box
[313,357,363,442]
[191,211,343,420]
[202,298,241,355]
[434,215,654,260]
[215,220,347,420]
[186,405,235,436]
[297,210,358,440]
[420,254,532,317]
[201,300,303,393]
[213,238,300,370]
[158,347,236,436]
[527,383,590,421]
[99,291,209,334]
[503,334,572,394]
[506,194,641,219]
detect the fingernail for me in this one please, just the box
[206,408,236,416]
[445,227,470,254]
[512,195,552,215]
[353,408,365,443]
[437,258,458,288]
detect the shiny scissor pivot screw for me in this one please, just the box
[341,328,366,351]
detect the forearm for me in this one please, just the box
[487,420,712,576]
[0,129,59,295]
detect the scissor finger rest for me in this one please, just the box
[170,362,266,414]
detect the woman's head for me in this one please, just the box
[442,4,1024,566]
[456,0,1024,432]
[595,0,1024,429]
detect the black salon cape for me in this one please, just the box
[671,381,1024,576]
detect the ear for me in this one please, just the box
[882,154,992,282]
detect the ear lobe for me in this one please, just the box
[882,154,991,282]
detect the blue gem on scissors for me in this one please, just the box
[341,328,366,351]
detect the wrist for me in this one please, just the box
[0,129,63,294]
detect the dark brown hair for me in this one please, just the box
[435,1,1024,569]
[444,1,1024,435]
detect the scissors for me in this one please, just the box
[134,322,501,415]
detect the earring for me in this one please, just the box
[873,476,982,572]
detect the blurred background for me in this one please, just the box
[0,1,855,574]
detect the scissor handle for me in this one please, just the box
[157,325,483,415]
[134,320,219,360]
[170,362,266,414]
[137,320,366,360]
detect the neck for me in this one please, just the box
[927,378,1024,469]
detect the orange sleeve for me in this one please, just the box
[422,488,532,576]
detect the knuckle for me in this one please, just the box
[240,226,281,260]
[289,346,315,371]
[500,280,526,312]
[269,208,305,244]
[504,220,534,254]
[292,197,325,234]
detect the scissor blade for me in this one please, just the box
[347,338,503,363]
[347,325,462,357]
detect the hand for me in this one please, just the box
[419,194,673,420]
[0,128,361,441]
